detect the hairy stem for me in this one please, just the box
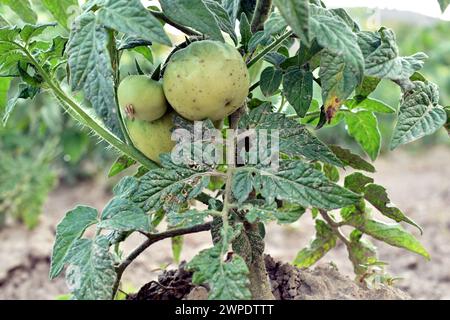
[112,222,212,298]
[319,209,350,246]
[247,31,293,69]
[20,45,159,170]
[251,0,273,33]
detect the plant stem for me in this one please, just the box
[247,31,293,69]
[149,10,201,37]
[20,45,159,170]
[251,0,273,33]
[112,222,212,298]
[319,209,350,246]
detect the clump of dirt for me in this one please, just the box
[130,256,410,300]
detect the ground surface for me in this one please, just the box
[0,146,449,300]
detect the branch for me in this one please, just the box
[319,209,350,246]
[149,10,201,37]
[112,222,212,298]
[251,0,273,33]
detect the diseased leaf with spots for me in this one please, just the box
[283,67,313,117]
[167,209,211,228]
[65,236,116,300]
[98,197,150,232]
[260,66,282,97]
[232,160,360,210]
[328,145,375,173]
[293,220,337,268]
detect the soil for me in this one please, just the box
[130,256,409,300]
[0,146,449,300]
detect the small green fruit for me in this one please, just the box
[122,112,176,164]
[163,40,250,121]
[118,75,168,122]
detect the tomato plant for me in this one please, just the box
[1,0,449,300]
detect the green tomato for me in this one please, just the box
[122,112,176,164]
[118,75,168,122]
[163,40,250,121]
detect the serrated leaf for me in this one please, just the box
[67,12,121,136]
[187,224,250,300]
[160,0,223,41]
[328,145,375,173]
[97,0,171,46]
[351,219,430,260]
[346,98,395,114]
[283,67,313,117]
[49,206,98,279]
[0,0,37,24]
[205,0,237,44]
[390,81,446,149]
[344,111,381,161]
[108,155,136,178]
[364,184,422,233]
[65,236,116,300]
[240,104,343,167]
[98,198,150,232]
[293,219,337,268]
[273,0,309,44]
[357,28,427,81]
[232,160,360,210]
[41,0,78,31]
[167,209,211,228]
[260,66,282,97]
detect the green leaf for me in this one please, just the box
[49,206,98,279]
[357,28,427,81]
[240,104,343,167]
[41,0,78,31]
[167,209,211,228]
[283,67,313,117]
[171,235,184,264]
[263,12,287,36]
[121,154,211,213]
[352,219,430,260]
[160,0,224,41]
[344,111,381,161]
[65,236,116,300]
[260,66,282,97]
[0,27,28,76]
[239,12,252,49]
[355,76,381,98]
[0,77,12,109]
[222,0,240,23]
[438,0,450,12]
[67,12,121,136]
[232,160,360,210]
[20,23,56,43]
[187,225,250,300]
[205,0,237,44]
[390,81,447,149]
[346,98,395,114]
[323,163,339,182]
[98,198,150,232]
[108,155,136,178]
[244,203,305,224]
[328,145,375,173]
[293,220,337,268]
[273,0,310,44]
[344,172,373,194]
[0,0,37,24]
[364,184,422,233]
[2,83,39,126]
[97,0,171,46]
